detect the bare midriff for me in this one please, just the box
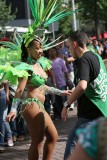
[26,85,46,104]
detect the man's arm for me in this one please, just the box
[67,80,87,105]
[61,80,87,121]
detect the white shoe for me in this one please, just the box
[69,104,74,110]
[0,146,5,153]
[7,139,14,147]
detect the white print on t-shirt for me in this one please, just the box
[90,68,107,102]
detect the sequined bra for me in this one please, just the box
[15,56,52,87]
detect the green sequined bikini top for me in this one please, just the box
[30,72,47,87]
[15,56,52,87]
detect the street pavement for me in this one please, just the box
[0,107,77,160]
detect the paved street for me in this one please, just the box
[0,107,77,160]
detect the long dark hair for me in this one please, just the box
[21,39,36,62]
[21,41,28,62]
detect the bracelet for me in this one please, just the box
[64,101,71,108]
[10,98,21,112]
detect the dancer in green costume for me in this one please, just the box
[4,0,78,159]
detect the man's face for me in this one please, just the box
[67,38,78,59]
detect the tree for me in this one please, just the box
[0,0,16,28]
[55,1,74,36]
[75,0,107,38]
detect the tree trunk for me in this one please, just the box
[94,0,100,39]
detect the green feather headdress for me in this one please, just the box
[0,0,79,57]
[23,0,79,50]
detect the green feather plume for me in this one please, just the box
[23,0,79,49]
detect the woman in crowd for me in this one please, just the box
[0,81,13,153]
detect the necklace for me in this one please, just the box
[80,49,89,57]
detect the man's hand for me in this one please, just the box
[61,107,69,121]
[6,112,17,122]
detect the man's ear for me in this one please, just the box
[73,41,77,48]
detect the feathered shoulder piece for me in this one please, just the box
[37,56,52,71]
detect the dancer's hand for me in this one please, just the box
[60,90,72,96]
[61,107,68,121]
[6,112,17,122]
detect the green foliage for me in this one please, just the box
[58,15,73,36]
[0,0,16,28]
[55,2,73,36]
[75,0,107,37]
[76,0,107,21]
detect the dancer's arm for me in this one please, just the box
[7,78,28,122]
[45,85,71,96]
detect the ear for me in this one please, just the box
[73,41,77,47]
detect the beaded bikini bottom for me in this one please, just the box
[18,98,45,114]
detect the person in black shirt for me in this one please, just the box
[61,31,107,160]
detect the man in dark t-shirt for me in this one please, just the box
[61,31,107,160]
[76,51,103,120]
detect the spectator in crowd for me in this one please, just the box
[0,81,13,153]
[87,37,97,53]
[44,68,56,116]
[8,85,17,142]
[49,47,72,119]
[60,41,75,110]
[93,39,102,55]
[101,39,107,59]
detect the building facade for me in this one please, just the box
[6,0,33,27]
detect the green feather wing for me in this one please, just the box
[0,63,30,85]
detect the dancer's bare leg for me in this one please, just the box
[43,112,58,160]
[22,102,46,160]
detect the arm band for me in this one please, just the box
[10,98,21,112]
[46,87,65,95]
[64,101,71,109]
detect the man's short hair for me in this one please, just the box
[69,30,88,48]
